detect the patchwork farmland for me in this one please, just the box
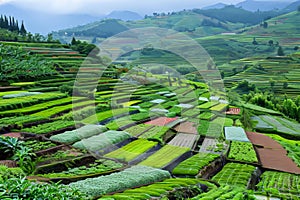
[0,39,300,200]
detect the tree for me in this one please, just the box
[298,5,300,12]
[252,37,258,45]
[263,21,268,28]
[277,46,285,56]
[283,81,288,89]
[19,21,27,36]
[71,37,77,45]
[268,40,274,46]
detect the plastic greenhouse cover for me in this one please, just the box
[224,126,250,142]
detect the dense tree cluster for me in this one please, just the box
[0,15,26,34]
[243,92,300,122]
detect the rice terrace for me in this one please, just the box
[0,0,300,199]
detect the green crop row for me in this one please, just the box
[104,139,158,162]
[212,163,256,188]
[69,165,171,197]
[103,178,217,200]
[0,97,84,117]
[256,171,299,197]
[198,112,216,120]
[139,126,169,144]
[50,125,107,144]
[210,103,228,112]
[198,101,219,109]
[72,130,131,152]
[138,145,190,168]
[228,141,258,163]
[38,159,123,179]
[191,185,256,200]
[172,153,220,176]
[21,120,75,134]
[105,117,133,130]
[81,108,133,124]
[0,116,46,129]
[124,124,153,137]
[0,92,67,111]
[31,100,94,118]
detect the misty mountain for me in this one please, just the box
[202,3,228,10]
[0,3,142,34]
[283,0,300,12]
[106,10,143,21]
[236,0,291,12]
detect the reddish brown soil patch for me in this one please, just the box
[0,160,17,167]
[145,117,178,126]
[246,132,284,149]
[256,148,300,174]
[174,121,198,134]
[2,132,22,138]
[247,132,300,174]
[225,108,240,115]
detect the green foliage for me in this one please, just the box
[104,139,158,162]
[0,177,85,199]
[0,165,25,180]
[138,145,190,168]
[38,159,123,178]
[212,163,255,187]
[172,153,220,175]
[256,171,300,198]
[50,125,107,144]
[69,166,171,197]
[0,44,57,81]
[22,120,75,134]
[228,141,258,163]
[72,130,131,151]
[277,46,285,56]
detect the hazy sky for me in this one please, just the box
[0,0,296,15]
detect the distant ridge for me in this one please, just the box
[106,10,143,21]
[236,0,291,12]
[202,3,228,10]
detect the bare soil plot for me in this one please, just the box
[168,133,199,149]
[246,132,284,149]
[174,121,198,134]
[248,132,300,174]
[256,148,300,174]
[145,117,178,126]
[225,108,241,115]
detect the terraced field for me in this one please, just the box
[0,41,299,200]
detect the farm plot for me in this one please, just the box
[256,115,300,138]
[172,153,220,176]
[256,171,300,199]
[145,117,178,126]
[225,107,241,115]
[123,124,153,137]
[212,163,256,188]
[173,121,198,134]
[198,101,219,109]
[198,112,216,121]
[138,145,190,168]
[102,178,216,200]
[199,138,228,154]
[210,103,228,112]
[224,126,250,142]
[268,134,300,167]
[0,92,67,111]
[228,141,258,164]
[104,139,158,162]
[21,120,75,135]
[36,159,124,179]
[251,116,275,132]
[256,148,300,174]
[72,130,131,152]
[49,125,107,144]
[138,126,170,144]
[168,133,199,149]
[192,185,256,200]
[69,166,171,197]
